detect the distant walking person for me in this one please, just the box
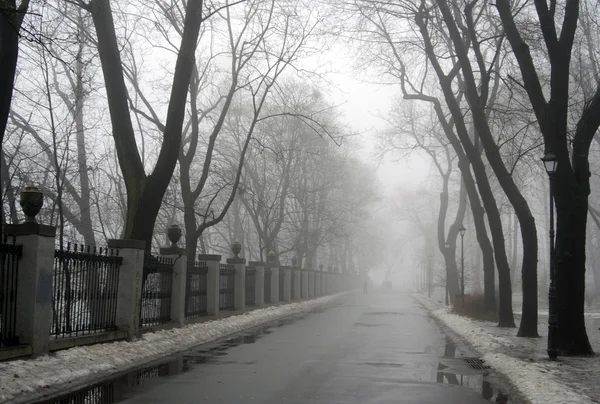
[363,280,368,294]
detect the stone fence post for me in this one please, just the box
[282,266,292,302]
[107,239,145,340]
[160,251,186,326]
[301,269,309,299]
[308,271,315,298]
[293,268,301,299]
[4,221,56,357]
[199,254,221,317]
[160,224,186,326]
[249,261,265,307]
[266,262,280,304]
[227,242,245,311]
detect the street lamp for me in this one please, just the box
[542,151,558,360]
[445,242,450,305]
[459,225,466,302]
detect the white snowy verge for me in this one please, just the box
[0,293,348,403]
[413,294,594,404]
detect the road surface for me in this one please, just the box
[111,291,510,404]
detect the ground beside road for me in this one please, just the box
[414,293,599,404]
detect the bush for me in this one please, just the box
[451,294,498,322]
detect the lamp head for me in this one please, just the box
[541,151,558,175]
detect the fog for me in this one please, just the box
[2,0,600,354]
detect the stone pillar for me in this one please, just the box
[107,239,146,340]
[315,272,321,296]
[282,267,292,302]
[199,254,221,317]
[301,270,309,299]
[228,257,246,311]
[293,269,301,299]
[308,271,315,298]
[250,261,265,307]
[269,266,280,303]
[4,222,56,356]
[160,246,186,326]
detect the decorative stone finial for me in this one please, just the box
[319,264,324,271]
[291,256,297,267]
[267,250,276,263]
[231,241,242,258]
[20,186,44,223]
[167,224,182,247]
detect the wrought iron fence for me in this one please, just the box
[185,262,208,318]
[140,254,174,327]
[264,268,272,303]
[245,267,256,306]
[51,244,122,338]
[219,264,235,311]
[290,269,296,299]
[0,236,23,347]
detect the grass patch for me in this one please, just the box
[451,294,498,322]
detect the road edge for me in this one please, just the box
[2,292,354,404]
[412,293,593,404]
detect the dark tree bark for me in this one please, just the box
[434,0,537,336]
[415,12,515,327]
[0,1,29,148]
[83,0,205,248]
[497,0,600,354]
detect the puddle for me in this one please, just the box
[436,337,512,402]
[35,314,311,404]
[34,311,512,404]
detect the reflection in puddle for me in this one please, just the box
[436,338,511,403]
[36,317,307,404]
[36,313,511,404]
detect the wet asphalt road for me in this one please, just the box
[119,292,508,404]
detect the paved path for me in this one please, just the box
[120,292,508,404]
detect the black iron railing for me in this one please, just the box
[219,264,235,311]
[44,381,115,404]
[51,244,122,338]
[245,267,256,306]
[0,236,23,347]
[140,254,173,328]
[185,262,208,318]
[264,268,272,303]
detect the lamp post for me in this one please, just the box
[444,242,450,305]
[542,151,558,360]
[459,225,466,302]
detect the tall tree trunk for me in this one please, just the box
[434,0,536,333]
[555,166,594,354]
[87,0,204,248]
[0,2,29,147]
[496,0,599,353]
[437,172,461,301]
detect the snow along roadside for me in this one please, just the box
[412,294,593,404]
[0,293,350,404]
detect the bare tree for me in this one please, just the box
[496,0,600,354]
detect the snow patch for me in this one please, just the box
[413,294,595,404]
